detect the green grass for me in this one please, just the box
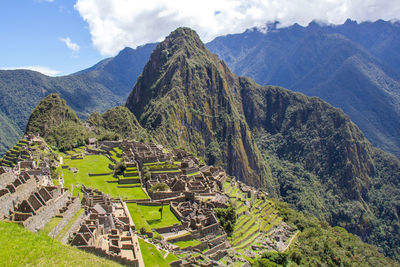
[126,203,153,234]
[114,147,123,154]
[40,216,63,236]
[0,221,121,266]
[165,252,179,263]
[187,171,200,176]
[56,208,84,240]
[137,205,181,229]
[138,238,170,267]
[59,154,149,200]
[173,239,202,249]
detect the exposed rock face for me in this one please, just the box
[126,28,263,185]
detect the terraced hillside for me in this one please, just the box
[0,139,31,168]
[56,145,149,200]
[216,179,295,265]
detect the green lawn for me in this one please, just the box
[0,221,121,266]
[126,203,153,233]
[137,205,181,228]
[138,238,170,267]
[173,239,202,249]
[59,154,149,200]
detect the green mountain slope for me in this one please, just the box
[124,27,400,261]
[126,27,264,186]
[207,20,400,159]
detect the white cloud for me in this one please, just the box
[75,0,400,56]
[60,37,80,52]
[0,66,62,76]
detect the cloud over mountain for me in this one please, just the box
[75,0,400,55]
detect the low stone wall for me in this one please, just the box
[88,172,113,176]
[208,234,227,247]
[49,197,81,238]
[78,246,139,267]
[153,224,184,234]
[24,192,70,232]
[119,178,141,184]
[151,191,181,200]
[123,171,139,177]
[208,249,228,261]
[181,241,208,252]
[86,148,106,155]
[168,233,194,242]
[204,241,228,256]
[150,171,181,178]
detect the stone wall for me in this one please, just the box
[78,246,139,267]
[151,191,181,200]
[153,224,184,234]
[0,176,37,218]
[49,197,81,238]
[24,191,70,232]
[204,241,228,256]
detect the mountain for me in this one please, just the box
[125,27,400,261]
[126,27,264,185]
[0,43,156,156]
[207,19,400,158]
[25,93,89,151]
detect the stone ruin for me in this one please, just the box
[0,168,74,232]
[69,186,144,267]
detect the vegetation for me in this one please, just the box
[113,161,126,175]
[148,182,170,193]
[87,106,151,142]
[0,221,121,266]
[257,201,400,266]
[214,202,237,235]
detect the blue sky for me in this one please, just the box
[1,0,399,76]
[0,0,102,76]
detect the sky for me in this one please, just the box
[1,0,400,76]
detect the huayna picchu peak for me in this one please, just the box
[126,27,264,187]
[1,24,400,266]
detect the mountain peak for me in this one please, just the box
[159,27,207,56]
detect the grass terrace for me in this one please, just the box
[58,152,148,200]
[126,203,181,231]
[173,239,202,249]
[138,238,170,267]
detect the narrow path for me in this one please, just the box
[282,231,299,252]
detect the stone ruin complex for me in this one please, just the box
[0,137,296,266]
[69,186,144,267]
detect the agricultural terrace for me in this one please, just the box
[126,203,181,238]
[57,147,149,200]
[220,179,283,262]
